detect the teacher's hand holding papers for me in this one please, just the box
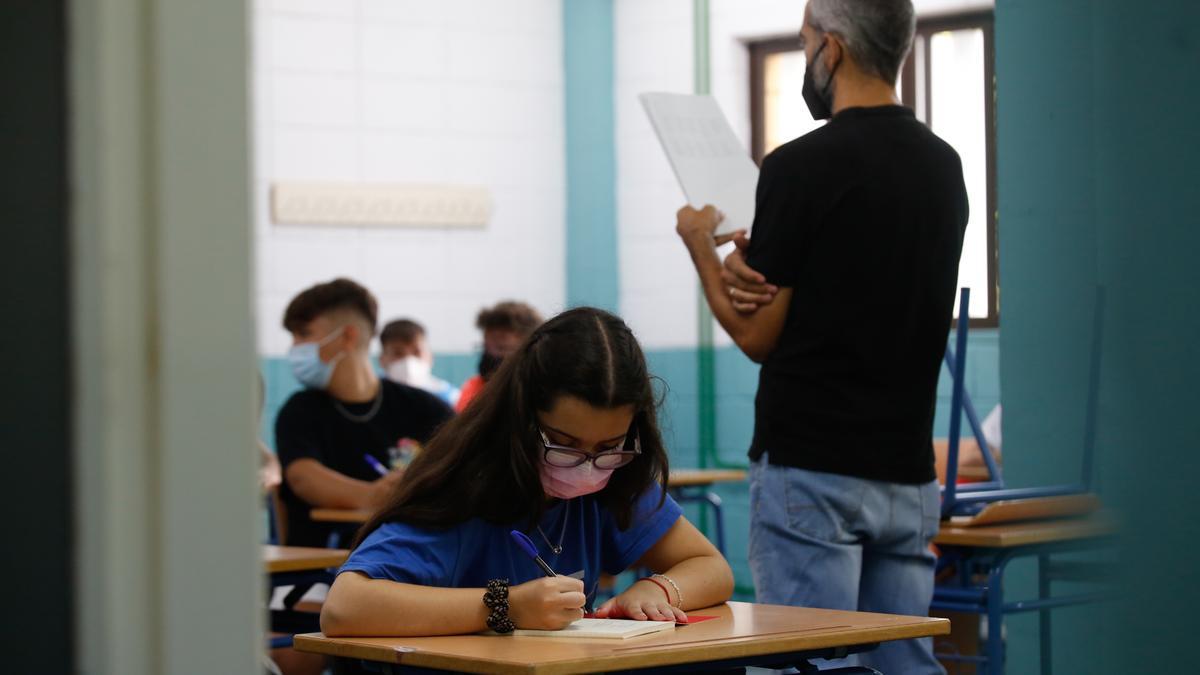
[676,205,777,314]
[674,205,741,246]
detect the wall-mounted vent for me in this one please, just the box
[271,182,492,228]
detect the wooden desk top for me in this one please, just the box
[310,507,373,524]
[933,516,1116,548]
[311,470,748,525]
[264,545,349,574]
[293,601,948,674]
[667,468,747,488]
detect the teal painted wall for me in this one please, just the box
[563,0,618,312]
[995,1,1200,671]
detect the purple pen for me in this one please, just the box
[363,454,389,476]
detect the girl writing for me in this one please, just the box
[321,307,733,636]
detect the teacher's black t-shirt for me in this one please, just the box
[744,105,968,484]
[275,379,453,546]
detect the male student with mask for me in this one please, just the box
[454,300,542,412]
[675,1,967,672]
[276,278,454,547]
[379,318,460,407]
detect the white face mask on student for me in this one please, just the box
[386,355,433,389]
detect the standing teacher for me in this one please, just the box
[676,0,967,672]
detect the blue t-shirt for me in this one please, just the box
[340,486,683,606]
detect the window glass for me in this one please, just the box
[762,50,823,156]
[930,28,989,318]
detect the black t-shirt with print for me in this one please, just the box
[275,379,453,546]
[744,105,968,484]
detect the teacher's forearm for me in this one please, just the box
[681,234,771,361]
[682,234,749,337]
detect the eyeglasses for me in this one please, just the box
[539,428,641,470]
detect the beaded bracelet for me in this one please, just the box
[483,578,515,634]
[652,573,683,609]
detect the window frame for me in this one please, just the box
[747,10,999,328]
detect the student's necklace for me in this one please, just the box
[332,384,383,423]
[536,498,570,555]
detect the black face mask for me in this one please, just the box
[802,41,841,121]
[478,351,503,380]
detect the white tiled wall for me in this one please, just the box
[613,0,807,351]
[254,0,565,356]
[614,0,991,349]
[614,0,696,349]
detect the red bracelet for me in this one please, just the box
[637,576,673,604]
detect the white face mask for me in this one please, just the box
[386,355,433,389]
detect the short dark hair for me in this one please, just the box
[380,319,426,347]
[282,278,378,335]
[476,301,543,337]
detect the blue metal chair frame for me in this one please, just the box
[668,485,727,555]
[940,288,1101,518]
[933,287,1111,674]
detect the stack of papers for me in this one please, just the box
[509,618,677,639]
[639,92,760,237]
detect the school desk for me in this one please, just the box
[311,469,748,555]
[264,544,349,574]
[293,600,949,674]
[931,516,1117,675]
[264,545,349,648]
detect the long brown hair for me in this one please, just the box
[355,307,670,544]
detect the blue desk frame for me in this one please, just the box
[931,533,1114,674]
[268,568,336,649]
[669,484,727,555]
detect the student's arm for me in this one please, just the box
[593,516,734,622]
[677,205,792,363]
[285,459,399,510]
[275,393,399,510]
[257,440,281,492]
[321,572,587,637]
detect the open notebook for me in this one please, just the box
[509,618,676,639]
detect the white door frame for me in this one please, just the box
[71,1,261,672]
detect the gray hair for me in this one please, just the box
[807,0,915,84]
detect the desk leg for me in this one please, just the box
[986,560,1006,675]
[1038,554,1052,675]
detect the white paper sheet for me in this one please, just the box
[639,92,759,236]
[508,618,676,639]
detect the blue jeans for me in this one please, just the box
[749,454,944,674]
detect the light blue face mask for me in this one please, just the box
[288,326,346,389]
